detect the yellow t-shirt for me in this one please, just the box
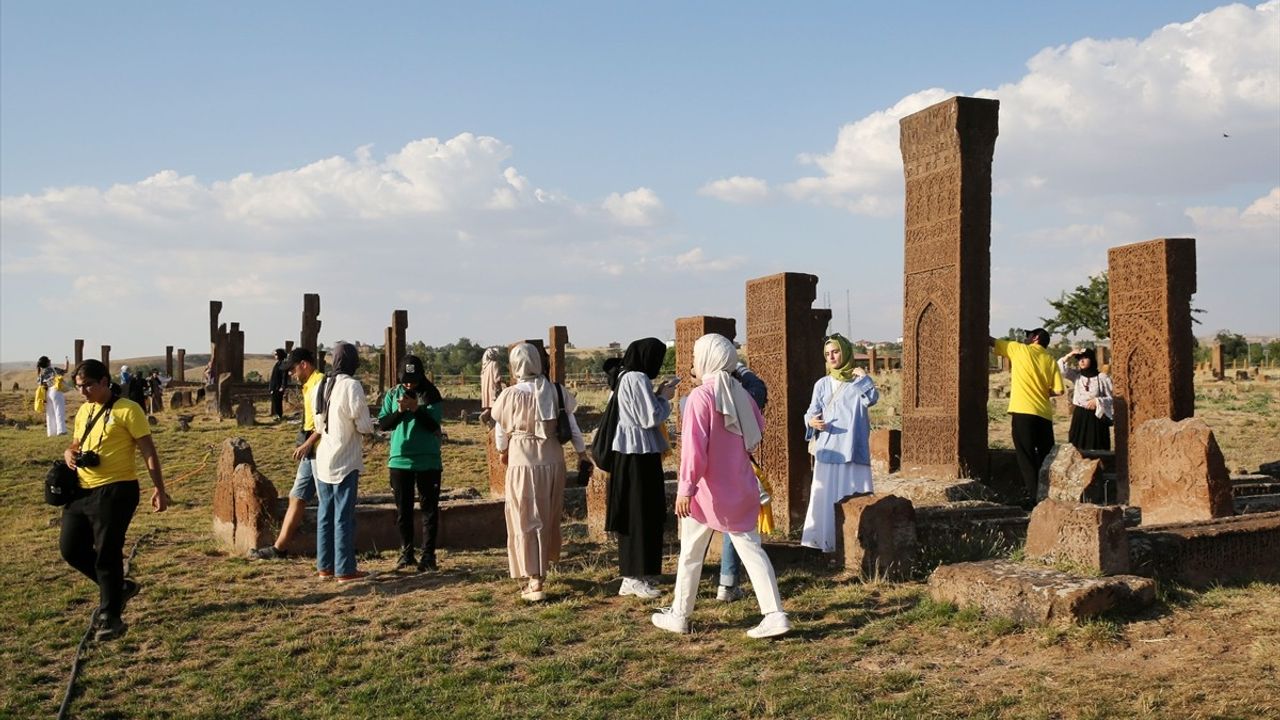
[73,397,151,489]
[994,339,1064,420]
[301,369,323,432]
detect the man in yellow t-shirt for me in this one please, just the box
[991,329,1064,508]
[61,359,170,642]
[249,347,324,560]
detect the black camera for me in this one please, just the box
[75,451,101,468]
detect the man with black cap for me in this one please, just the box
[268,348,288,420]
[249,347,324,560]
[378,355,445,571]
[991,328,1065,508]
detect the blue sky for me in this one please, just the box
[3,1,1278,362]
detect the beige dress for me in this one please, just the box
[492,387,568,579]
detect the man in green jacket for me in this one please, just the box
[378,356,445,571]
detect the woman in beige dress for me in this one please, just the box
[492,343,585,601]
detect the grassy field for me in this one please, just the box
[1,367,1278,719]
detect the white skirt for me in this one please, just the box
[800,462,873,553]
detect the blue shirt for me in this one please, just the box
[612,371,671,454]
[803,375,879,465]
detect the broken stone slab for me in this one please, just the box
[1236,494,1280,515]
[585,466,610,544]
[877,476,995,505]
[915,502,1029,565]
[1037,444,1104,504]
[1129,418,1234,525]
[235,400,256,427]
[1025,499,1129,575]
[928,559,1155,625]
[870,429,901,475]
[230,463,280,554]
[1128,510,1280,587]
[836,494,917,581]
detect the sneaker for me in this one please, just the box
[121,578,141,611]
[395,548,416,571]
[248,545,288,560]
[94,613,128,642]
[317,569,335,580]
[417,555,438,573]
[650,607,689,634]
[716,585,744,602]
[746,612,791,639]
[619,577,662,599]
[336,571,370,584]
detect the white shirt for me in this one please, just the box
[314,375,376,484]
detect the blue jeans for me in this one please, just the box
[720,533,740,587]
[316,470,359,576]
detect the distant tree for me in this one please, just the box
[246,370,263,383]
[661,346,676,375]
[1215,330,1249,363]
[1042,273,1110,340]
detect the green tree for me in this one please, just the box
[1215,330,1249,363]
[1042,272,1110,340]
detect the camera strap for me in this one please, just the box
[80,396,118,451]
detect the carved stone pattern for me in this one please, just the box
[674,316,735,431]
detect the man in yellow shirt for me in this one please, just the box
[61,359,170,641]
[991,329,1064,508]
[249,347,325,560]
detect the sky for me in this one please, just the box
[2,1,1278,363]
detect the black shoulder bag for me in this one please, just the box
[553,383,574,444]
[45,397,116,506]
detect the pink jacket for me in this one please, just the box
[678,383,766,533]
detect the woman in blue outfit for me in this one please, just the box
[801,334,879,552]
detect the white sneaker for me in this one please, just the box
[716,585,744,602]
[747,612,791,639]
[650,607,689,634]
[619,577,662,599]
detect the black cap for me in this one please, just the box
[282,347,315,371]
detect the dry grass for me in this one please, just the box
[1,366,1278,718]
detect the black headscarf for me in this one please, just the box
[1077,348,1100,378]
[316,341,359,421]
[591,338,666,474]
[620,337,667,379]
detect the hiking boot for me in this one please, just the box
[417,554,438,572]
[248,545,288,560]
[618,577,661,599]
[650,607,689,634]
[746,612,791,639]
[395,547,416,571]
[94,613,128,642]
[716,584,744,602]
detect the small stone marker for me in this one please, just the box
[235,400,255,427]
[1037,444,1104,503]
[1129,417,1234,525]
[870,429,901,475]
[836,494,917,580]
[1025,498,1130,575]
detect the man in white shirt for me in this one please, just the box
[312,342,376,583]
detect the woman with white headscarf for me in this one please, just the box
[492,343,585,601]
[480,347,503,412]
[650,334,790,638]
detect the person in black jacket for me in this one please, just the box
[268,348,288,420]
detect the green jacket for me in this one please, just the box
[378,386,443,471]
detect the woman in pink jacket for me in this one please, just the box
[650,333,790,639]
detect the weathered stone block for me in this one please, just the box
[235,400,256,427]
[1129,418,1233,525]
[928,559,1155,625]
[438,498,508,550]
[586,467,610,543]
[836,494,917,580]
[870,429,901,475]
[230,463,279,554]
[1037,444,1104,503]
[1025,499,1129,575]
[1128,510,1280,587]
[877,476,994,505]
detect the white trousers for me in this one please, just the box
[45,388,67,436]
[672,515,782,618]
[801,462,873,552]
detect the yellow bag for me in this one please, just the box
[33,385,45,413]
[754,461,775,535]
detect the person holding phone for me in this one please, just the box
[801,333,879,553]
[596,337,675,599]
[378,355,445,571]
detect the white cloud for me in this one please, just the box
[698,176,770,204]
[1185,186,1280,237]
[673,247,745,272]
[602,187,664,226]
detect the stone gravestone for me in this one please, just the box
[1037,444,1104,503]
[1211,343,1225,380]
[211,438,280,554]
[1025,499,1130,575]
[176,348,186,383]
[745,272,831,534]
[867,346,878,375]
[235,400,256,427]
[384,309,408,391]
[1129,417,1233,525]
[75,339,84,367]
[301,293,321,353]
[100,345,111,367]
[897,95,998,481]
[165,346,174,378]
[673,316,736,431]
[1108,237,1196,502]
[836,494,917,581]
[870,429,901,475]
[548,325,568,385]
[230,322,245,382]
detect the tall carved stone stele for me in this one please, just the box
[898,95,998,481]
[1210,343,1224,380]
[300,293,321,353]
[165,346,174,377]
[746,273,831,533]
[548,326,568,385]
[384,310,408,390]
[230,322,245,382]
[74,339,84,367]
[176,348,186,383]
[1108,237,1197,502]
[673,316,737,431]
[101,345,111,367]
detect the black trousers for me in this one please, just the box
[389,468,441,557]
[59,481,140,618]
[608,453,666,578]
[270,390,284,418]
[1011,413,1055,502]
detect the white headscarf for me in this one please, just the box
[509,343,557,439]
[693,333,762,453]
[480,346,502,409]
